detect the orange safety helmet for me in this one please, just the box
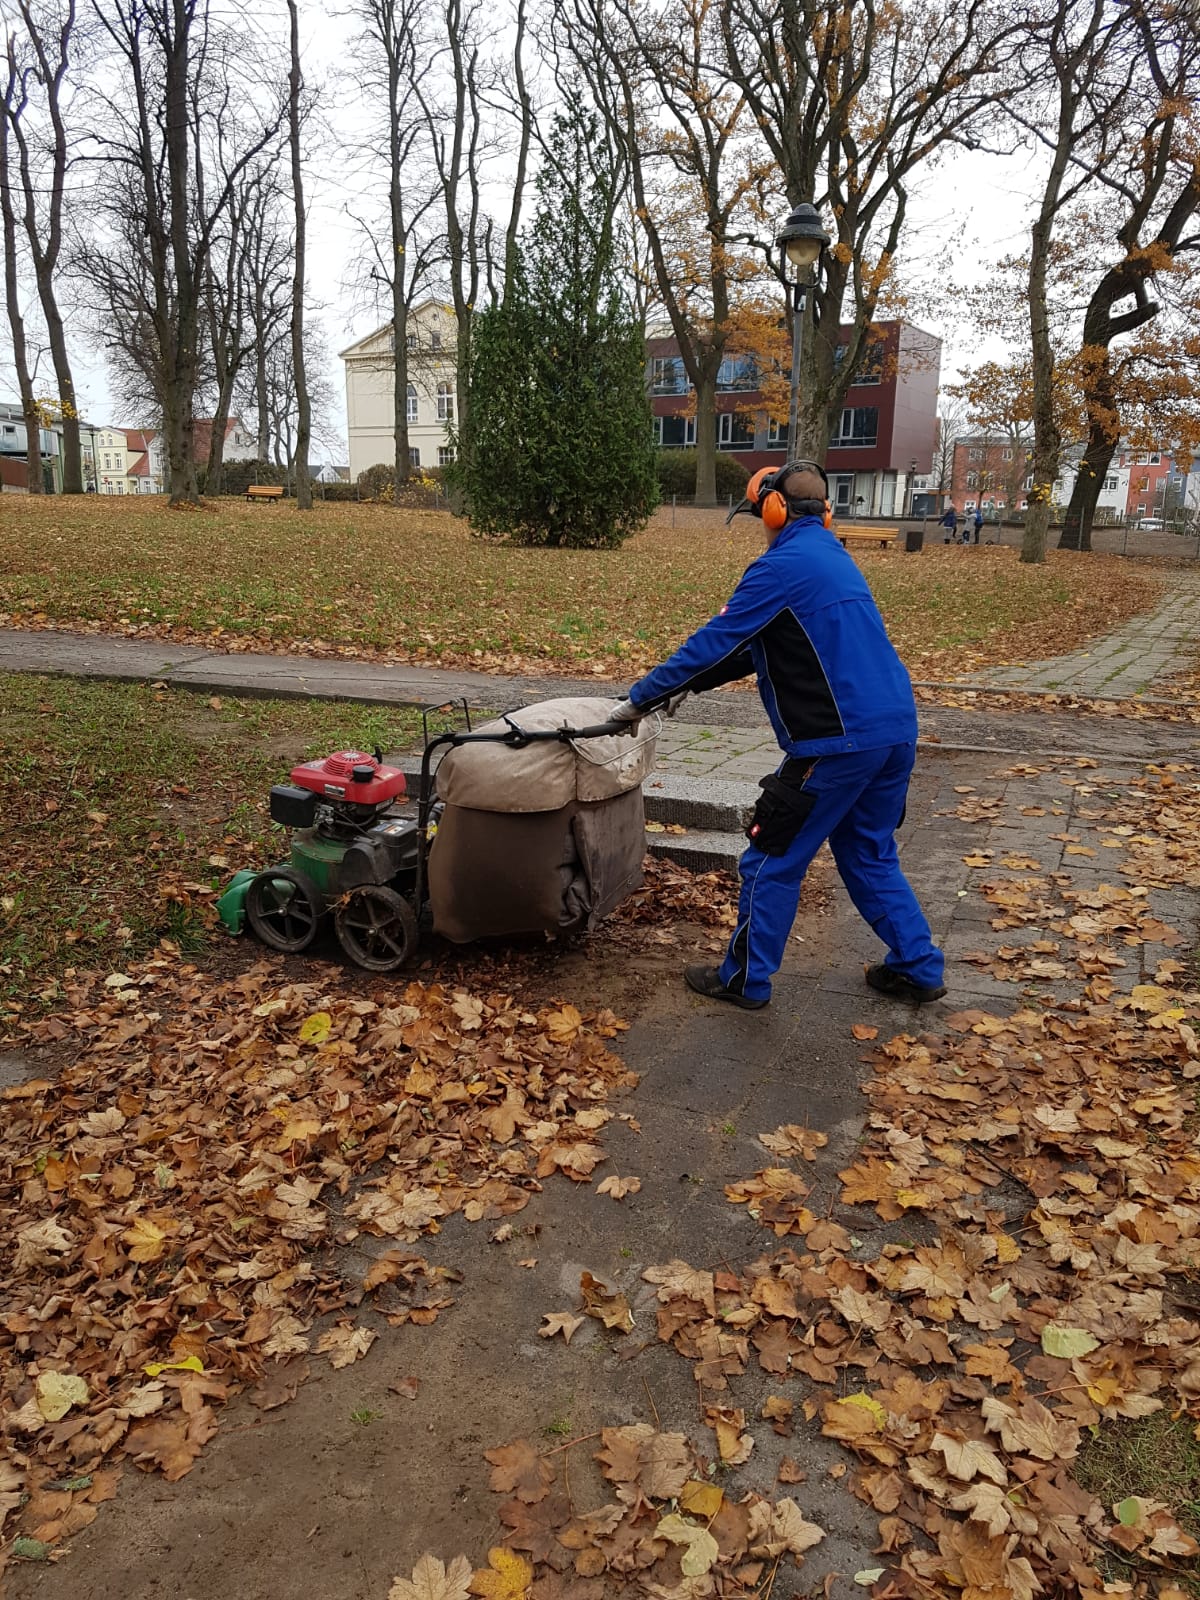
[727,460,832,531]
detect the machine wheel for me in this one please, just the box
[245,866,325,953]
[334,884,419,972]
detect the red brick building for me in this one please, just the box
[948,435,1032,515]
[648,319,940,517]
[1121,448,1172,519]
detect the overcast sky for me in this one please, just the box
[2,4,1033,460]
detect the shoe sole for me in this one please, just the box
[683,974,768,1010]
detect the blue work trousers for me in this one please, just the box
[718,741,944,1003]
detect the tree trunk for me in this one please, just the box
[1061,427,1119,553]
[207,393,233,496]
[694,369,718,505]
[42,303,82,494]
[0,61,43,494]
[287,0,312,511]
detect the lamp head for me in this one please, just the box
[778,202,830,271]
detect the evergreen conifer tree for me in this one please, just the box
[454,96,658,548]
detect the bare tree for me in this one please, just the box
[412,0,497,437]
[89,0,286,505]
[1056,4,1200,551]
[566,0,767,503]
[0,32,44,492]
[999,0,1146,562]
[286,0,311,509]
[716,0,1023,462]
[240,174,293,461]
[3,0,83,491]
[350,0,442,488]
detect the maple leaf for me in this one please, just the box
[948,1480,1013,1539]
[538,1312,584,1344]
[596,1425,691,1501]
[596,1175,641,1200]
[759,1124,830,1160]
[642,1260,715,1313]
[656,1514,720,1577]
[981,1395,1080,1461]
[389,1553,473,1600]
[497,1494,572,1564]
[484,1440,553,1505]
[261,1313,311,1358]
[747,1499,825,1560]
[124,1406,218,1482]
[13,1218,73,1272]
[580,1271,634,1333]
[469,1546,533,1600]
[315,1325,377,1369]
[931,1431,1007,1486]
[543,1005,582,1044]
[122,1215,174,1263]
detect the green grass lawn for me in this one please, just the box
[0,674,421,1012]
[0,497,1162,680]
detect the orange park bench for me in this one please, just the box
[835,522,898,550]
[246,484,285,503]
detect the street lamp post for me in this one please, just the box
[777,202,831,461]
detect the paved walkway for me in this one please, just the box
[973,570,1200,696]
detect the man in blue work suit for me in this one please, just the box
[612,461,945,1011]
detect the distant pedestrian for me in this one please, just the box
[940,505,958,543]
[972,507,983,544]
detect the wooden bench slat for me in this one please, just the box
[246,485,285,501]
[835,523,898,549]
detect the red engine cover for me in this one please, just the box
[289,750,407,805]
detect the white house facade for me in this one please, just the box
[340,302,457,480]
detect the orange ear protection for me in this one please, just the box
[729,460,833,531]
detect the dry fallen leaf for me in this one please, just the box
[389,1553,473,1600]
[538,1312,584,1344]
[315,1325,377,1370]
[468,1545,533,1600]
[596,1175,642,1201]
[580,1271,634,1333]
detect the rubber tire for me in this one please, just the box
[245,866,325,953]
[334,884,419,972]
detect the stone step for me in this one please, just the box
[645,829,744,874]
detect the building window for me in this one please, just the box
[964,500,976,510]
[1002,447,1013,461]
[406,333,417,352]
[833,340,884,385]
[438,445,456,466]
[966,472,978,489]
[716,411,754,451]
[1104,474,1118,491]
[654,414,696,448]
[969,447,982,462]
[431,329,443,351]
[767,418,783,446]
[1023,474,1034,490]
[406,384,418,424]
[2,424,14,436]
[409,447,421,467]
[650,357,687,395]
[830,407,878,449]
[436,383,454,423]
[716,354,758,392]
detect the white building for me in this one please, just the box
[94,426,165,494]
[340,301,457,480]
[1053,450,1131,519]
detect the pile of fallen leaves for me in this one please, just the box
[624,757,1200,1600]
[916,684,1200,724]
[390,1425,825,1600]
[0,959,635,1557]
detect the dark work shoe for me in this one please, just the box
[684,965,769,1010]
[865,963,947,1004]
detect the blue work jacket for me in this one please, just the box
[629,516,918,757]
